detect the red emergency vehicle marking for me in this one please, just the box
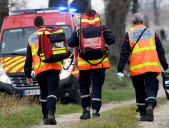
[17,66,24,73]
[3,56,25,68]
[6,59,25,73]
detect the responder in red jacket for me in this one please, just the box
[68,10,115,120]
[117,13,169,122]
[24,16,61,125]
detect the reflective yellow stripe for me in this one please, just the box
[4,57,26,71]
[78,58,109,65]
[72,70,79,75]
[130,62,160,70]
[130,27,134,31]
[52,47,66,50]
[40,57,46,60]
[37,29,64,35]
[4,57,12,62]
[5,56,23,65]
[34,61,62,69]
[53,50,66,54]
[10,62,25,73]
[32,44,37,55]
[149,38,154,46]
[132,46,156,53]
[81,18,100,23]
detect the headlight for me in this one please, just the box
[60,59,73,80]
[0,63,11,84]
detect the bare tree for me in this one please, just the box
[153,0,160,25]
[70,0,91,13]
[0,0,9,30]
[104,0,132,65]
[0,0,28,30]
[48,0,68,7]
[132,0,139,13]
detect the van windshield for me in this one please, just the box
[1,26,72,55]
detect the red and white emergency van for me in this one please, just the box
[0,8,80,104]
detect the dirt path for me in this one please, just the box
[31,100,135,128]
[31,77,168,128]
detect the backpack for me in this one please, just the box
[38,27,69,63]
[79,11,108,62]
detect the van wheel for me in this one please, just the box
[164,89,169,100]
[72,89,81,104]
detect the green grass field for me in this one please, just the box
[0,69,135,128]
[72,98,167,128]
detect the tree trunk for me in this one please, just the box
[104,0,132,65]
[48,0,68,8]
[0,0,9,30]
[153,0,160,25]
[132,0,139,14]
[70,0,91,13]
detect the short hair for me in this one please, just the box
[34,16,44,28]
[132,13,143,25]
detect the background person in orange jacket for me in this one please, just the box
[117,13,169,122]
[24,16,62,125]
[68,10,115,120]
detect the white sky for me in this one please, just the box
[27,0,104,13]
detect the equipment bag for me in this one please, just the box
[38,27,69,63]
[162,72,169,100]
[79,11,107,61]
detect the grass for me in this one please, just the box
[0,68,135,128]
[163,44,169,54]
[0,94,81,128]
[72,97,167,128]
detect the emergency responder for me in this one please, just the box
[117,13,169,122]
[68,10,115,120]
[24,16,61,125]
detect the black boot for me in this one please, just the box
[146,103,154,122]
[43,118,49,125]
[139,111,146,121]
[80,107,90,120]
[47,110,57,125]
[92,110,100,118]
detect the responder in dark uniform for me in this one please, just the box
[117,13,169,122]
[24,16,62,125]
[68,10,115,120]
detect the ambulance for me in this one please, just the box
[0,7,80,104]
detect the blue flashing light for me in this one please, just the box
[58,7,68,11]
[69,8,77,13]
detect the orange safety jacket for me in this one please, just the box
[128,24,161,76]
[78,13,110,70]
[78,56,110,70]
[28,28,62,75]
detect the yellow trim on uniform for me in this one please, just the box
[52,47,66,50]
[34,61,62,69]
[81,18,100,23]
[130,62,160,70]
[72,70,79,75]
[132,46,156,53]
[130,27,135,31]
[78,58,109,65]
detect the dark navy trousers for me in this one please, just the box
[131,72,159,112]
[79,68,105,112]
[37,69,60,118]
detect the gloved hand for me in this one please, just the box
[165,69,169,74]
[117,72,124,81]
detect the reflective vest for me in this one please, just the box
[78,56,110,70]
[128,24,161,76]
[28,28,62,75]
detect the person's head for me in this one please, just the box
[34,16,44,29]
[131,13,144,25]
